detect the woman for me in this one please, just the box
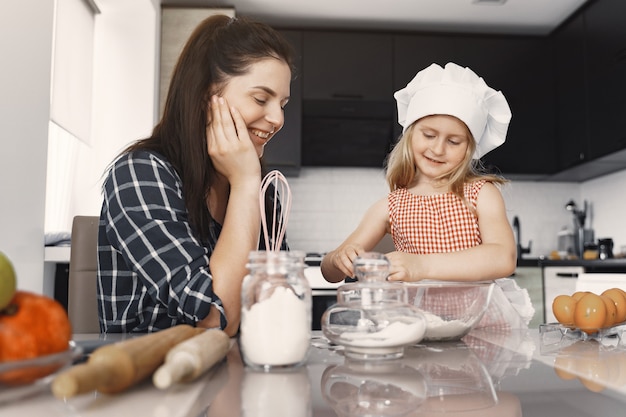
[97,15,294,336]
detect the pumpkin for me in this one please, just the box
[0,291,72,384]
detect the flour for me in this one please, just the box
[422,311,472,340]
[339,319,426,347]
[240,286,310,366]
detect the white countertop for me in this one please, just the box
[44,246,71,263]
[304,266,342,290]
[4,327,626,416]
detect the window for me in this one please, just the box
[45,0,98,233]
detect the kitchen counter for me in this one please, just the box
[3,328,626,416]
[516,257,543,267]
[540,258,626,272]
[517,257,626,271]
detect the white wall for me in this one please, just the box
[72,0,159,219]
[285,168,389,252]
[0,2,55,293]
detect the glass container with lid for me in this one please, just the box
[321,357,427,416]
[321,252,426,360]
[240,250,311,370]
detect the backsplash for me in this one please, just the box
[581,168,626,255]
[285,167,626,258]
[286,168,389,254]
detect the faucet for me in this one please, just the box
[512,216,531,259]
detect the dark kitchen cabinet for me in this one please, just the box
[302,31,394,101]
[300,31,395,169]
[392,34,455,141]
[262,30,303,176]
[394,34,558,177]
[264,0,625,179]
[584,0,626,160]
[554,13,588,170]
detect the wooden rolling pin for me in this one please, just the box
[152,328,230,389]
[51,324,204,398]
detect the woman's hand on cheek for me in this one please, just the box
[206,95,261,184]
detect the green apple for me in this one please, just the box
[0,251,17,310]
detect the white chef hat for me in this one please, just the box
[394,62,512,159]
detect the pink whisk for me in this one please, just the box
[260,170,292,251]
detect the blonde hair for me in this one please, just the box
[385,119,507,205]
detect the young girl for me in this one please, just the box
[321,62,532,328]
[97,15,294,336]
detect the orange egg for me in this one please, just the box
[552,294,577,326]
[600,295,617,327]
[574,293,607,334]
[572,291,590,302]
[601,288,626,324]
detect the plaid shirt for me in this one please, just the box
[97,150,287,333]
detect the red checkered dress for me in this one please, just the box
[388,180,485,254]
[388,180,515,329]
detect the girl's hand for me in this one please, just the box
[386,251,423,282]
[206,95,261,184]
[327,244,364,279]
[321,199,390,283]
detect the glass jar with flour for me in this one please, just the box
[240,250,312,370]
[321,252,426,360]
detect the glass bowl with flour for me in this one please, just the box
[404,281,495,342]
[321,253,426,360]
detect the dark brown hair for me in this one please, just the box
[122,15,295,241]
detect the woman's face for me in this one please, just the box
[220,57,292,157]
[410,115,471,180]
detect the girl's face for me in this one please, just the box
[220,57,292,157]
[410,115,471,181]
